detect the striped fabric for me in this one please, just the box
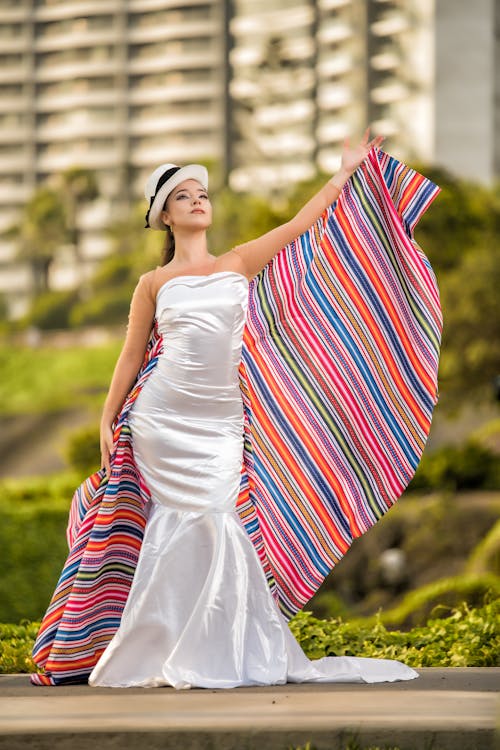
[31,147,441,684]
[236,147,441,616]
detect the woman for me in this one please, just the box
[32,129,441,687]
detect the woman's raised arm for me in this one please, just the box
[228,129,384,280]
[100,272,155,473]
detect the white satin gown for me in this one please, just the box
[89,271,418,689]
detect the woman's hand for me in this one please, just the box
[100,422,114,475]
[340,127,385,176]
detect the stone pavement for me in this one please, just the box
[0,668,498,750]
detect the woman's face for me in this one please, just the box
[160,179,212,231]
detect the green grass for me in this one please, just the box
[0,342,121,415]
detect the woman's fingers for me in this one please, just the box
[367,136,384,151]
[100,428,114,475]
[100,445,111,474]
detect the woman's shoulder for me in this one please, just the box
[131,268,159,305]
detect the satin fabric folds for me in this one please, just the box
[31,147,441,686]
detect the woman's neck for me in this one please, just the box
[168,229,213,270]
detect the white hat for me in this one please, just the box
[144,163,209,230]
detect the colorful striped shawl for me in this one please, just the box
[31,148,441,684]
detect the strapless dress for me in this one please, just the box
[89,272,418,688]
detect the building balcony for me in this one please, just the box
[130,137,221,168]
[370,50,401,72]
[317,52,353,78]
[36,88,121,112]
[35,28,120,53]
[0,184,30,207]
[231,68,315,101]
[318,21,352,45]
[36,119,121,142]
[371,82,407,104]
[0,127,31,143]
[254,100,313,128]
[370,14,408,37]
[317,83,352,109]
[130,110,221,136]
[257,132,315,158]
[127,19,218,45]
[0,65,32,83]
[35,1,121,22]
[0,263,32,300]
[0,34,32,52]
[35,59,121,83]
[0,8,28,22]
[36,145,122,172]
[231,5,313,37]
[128,49,220,75]
[230,161,314,194]
[0,153,32,171]
[370,117,399,137]
[0,96,30,112]
[129,80,220,105]
[317,119,348,144]
[128,0,216,12]
[319,0,350,10]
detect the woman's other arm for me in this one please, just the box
[228,129,384,280]
[100,273,155,473]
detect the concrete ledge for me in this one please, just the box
[0,668,498,750]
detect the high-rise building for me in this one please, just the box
[434,0,500,184]
[228,0,435,191]
[0,0,228,315]
[0,0,495,316]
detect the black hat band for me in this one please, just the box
[144,166,181,228]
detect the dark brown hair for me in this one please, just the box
[160,225,175,265]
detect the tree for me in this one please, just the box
[408,164,499,274]
[439,242,500,404]
[10,186,68,295]
[57,166,99,270]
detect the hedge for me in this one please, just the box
[2,599,498,675]
[0,473,77,622]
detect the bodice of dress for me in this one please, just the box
[128,271,250,515]
[155,271,249,389]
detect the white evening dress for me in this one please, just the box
[88,271,418,689]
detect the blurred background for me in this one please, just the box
[0,0,498,630]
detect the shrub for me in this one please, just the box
[466,519,500,576]
[288,599,499,667]
[409,439,500,492]
[23,289,79,330]
[371,573,500,629]
[66,423,101,475]
[0,474,76,623]
[69,286,134,327]
[0,622,38,674]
